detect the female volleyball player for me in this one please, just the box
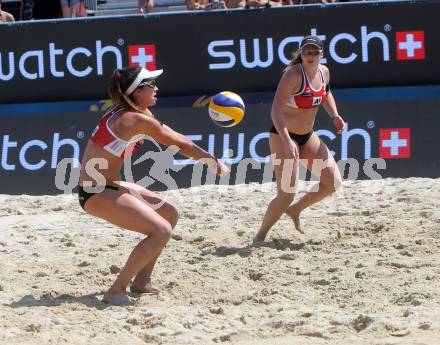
[254,36,344,242]
[79,66,229,305]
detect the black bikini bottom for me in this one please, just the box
[269,126,313,146]
[78,185,120,210]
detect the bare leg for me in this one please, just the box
[77,1,87,17]
[130,253,160,293]
[119,182,179,294]
[84,188,173,305]
[255,134,298,241]
[288,182,336,213]
[146,0,154,12]
[255,193,295,241]
[138,0,146,12]
[286,134,342,233]
[286,182,335,233]
[105,234,169,304]
[198,0,209,9]
[61,4,72,17]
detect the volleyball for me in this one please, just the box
[208,91,245,127]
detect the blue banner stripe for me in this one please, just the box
[0,85,439,116]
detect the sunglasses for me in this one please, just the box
[139,79,157,89]
[301,49,322,57]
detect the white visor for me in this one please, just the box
[124,68,163,96]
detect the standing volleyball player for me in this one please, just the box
[79,66,229,305]
[254,36,344,242]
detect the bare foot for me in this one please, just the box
[130,278,159,294]
[130,285,159,295]
[252,235,265,243]
[286,205,304,234]
[102,291,135,306]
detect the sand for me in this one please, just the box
[1,178,440,345]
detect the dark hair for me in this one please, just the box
[108,66,150,115]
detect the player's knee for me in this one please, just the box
[168,204,179,229]
[153,222,173,243]
[276,192,295,206]
[278,179,298,197]
[333,175,342,191]
[325,175,342,192]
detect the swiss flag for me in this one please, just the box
[379,128,411,159]
[128,45,157,70]
[396,31,425,60]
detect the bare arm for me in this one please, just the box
[322,91,339,119]
[321,66,345,134]
[271,67,301,144]
[137,114,229,175]
[271,66,302,159]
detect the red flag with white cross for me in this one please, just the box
[396,31,425,61]
[379,128,411,159]
[128,45,157,70]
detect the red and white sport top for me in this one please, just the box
[90,106,144,158]
[286,64,327,109]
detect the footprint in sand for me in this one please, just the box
[78,261,90,267]
[209,306,224,315]
[351,314,373,332]
[109,265,121,274]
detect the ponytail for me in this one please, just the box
[283,49,302,74]
[108,67,151,116]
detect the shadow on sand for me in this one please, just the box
[3,291,136,310]
[206,238,306,258]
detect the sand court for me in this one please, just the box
[1,178,439,344]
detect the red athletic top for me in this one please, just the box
[286,64,327,109]
[90,106,144,158]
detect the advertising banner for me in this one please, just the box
[1,0,440,104]
[0,86,439,195]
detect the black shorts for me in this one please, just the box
[269,126,313,146]
[78,185,120,210]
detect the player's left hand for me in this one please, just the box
[214,160,230,176]
[333,115,345,134]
